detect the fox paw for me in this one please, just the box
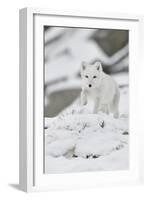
[81,99,87,106]
[85,154,100,159]
[99,120,105,128]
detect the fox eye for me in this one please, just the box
[85,75,89,78]
[93,76,97,78]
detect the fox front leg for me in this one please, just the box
[99,104,109,114]
[81,90,87,105]
[93,98,100,114]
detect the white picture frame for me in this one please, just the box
[19,7,144,192]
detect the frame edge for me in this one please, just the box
[19,8,28,192]
[19,7,144,192]
[19,7,34,192]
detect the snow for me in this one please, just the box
[46,138,76,157]
[112,72,129,86]
[102,44,128,66]
[45,146,129,173]
[45,88,129,173]
[45,27,67,44]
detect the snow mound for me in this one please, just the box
[75,133,124,158]
[45,112,128,159]
[46,138,76,157]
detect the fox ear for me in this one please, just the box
[94,61,103,72]
[81,61,87,70]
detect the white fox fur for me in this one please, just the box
[80,61,120,118]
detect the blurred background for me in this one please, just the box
[44,27,129,117]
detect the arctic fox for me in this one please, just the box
[80,61,120,118]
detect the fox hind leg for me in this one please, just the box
[113,106,119,118]
[111,90,120,118]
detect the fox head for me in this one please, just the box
[81,61,103,89]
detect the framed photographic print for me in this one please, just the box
[19,8,144,192]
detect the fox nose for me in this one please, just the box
[89,84,92,88]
